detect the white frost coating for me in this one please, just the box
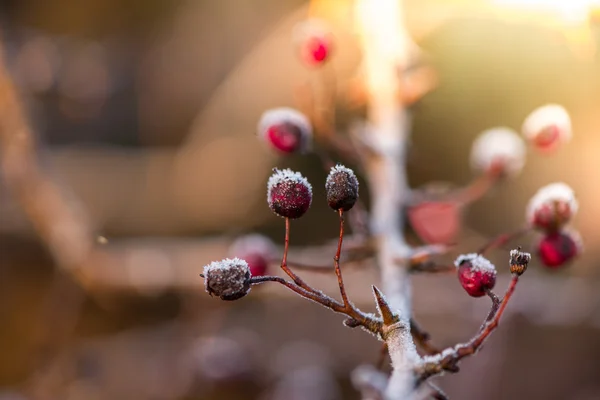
[326,164,359,186]
[229,234,276,260]
[509,248,531,263]
[203,257,250,276]
[522,104,571,146]
[526,182,578,222]
[257,108,312,148]
[470,127,526,176]
[454,253,497,275]
[267,168,313,197]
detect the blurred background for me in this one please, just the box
[0,0,599,399]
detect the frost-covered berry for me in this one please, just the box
[258,108,312,154]
[455,253,497,297]
[325,164,359,211]
[509,248,531,276]
[229,234,276,277]
[526,183,578,232]
[470,127,526,177]
[537,230,581,268]
[293,19,333,67]
[203,258,251,301]
[267,168,312,219]
[522,104,571,152]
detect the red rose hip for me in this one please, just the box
[267,168,312,219]
[258,108,312,154]
[537,230,581,268]
[229,234,276,277]
[455,253,497,297]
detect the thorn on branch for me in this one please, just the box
[372,285,398,327]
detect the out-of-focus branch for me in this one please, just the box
[0,42,98,287]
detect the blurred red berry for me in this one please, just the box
[526,183,578,232]
[455,254,497,297]
[244,253,269,277]
[537,231,580,268]
[258,108,312,154]
[267,168,312,219]
[293,19,333,67]
[408,201,460,245]
[522,104,571,153]
[229,234,275,277]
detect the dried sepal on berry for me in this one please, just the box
[292,18,334,67]
[470,127,526,177]
[258,108,312,154]
[537,230,582,269]
[325,164,359,211]
[509,248,531,276]
[229,234,276,277]
[455,253,497,297]
[203,258,251,301]
[267,168,312,219]
[522,104,571,152]
[526,182,578,232]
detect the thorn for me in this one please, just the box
[372,285,397,326]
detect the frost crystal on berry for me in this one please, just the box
[537,230,581,268]
[522,104,571,152]
[293,18,334,67]
[203,258,251,301]
[470,127,526,176]
[325,164,359,211]
[455,253,497,297]
[267,168,312,219]
[258,108,312,154]
[526,182,578,231]
[229,234,276,277]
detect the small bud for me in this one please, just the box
[455,253,497,297]
[293,19,333,67]
[470,127,526,177]
[203,258,251,301]
[537,230,581,268]
[526,183,578,232]
[522,104,571,152]
[325,164,359,211]
[229,234,276,277]
[258,108,312,154]
[267,168,312,219]
[509,248,531,276]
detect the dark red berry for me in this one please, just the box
[325,164,359,211]
[267,169,312,219]
[537,231,580,268]
[455,254,497,297]
[258,108,312,154]
[305,36,329,64]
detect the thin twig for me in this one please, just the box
[249,275,382,335]
[417,275,521,381]
[482,289,500,330]
[279,218,315,293]
[334,210,351,306]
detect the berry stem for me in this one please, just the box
[279,217,314,293]
[334,209,351,307]
[481,289,500,330]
